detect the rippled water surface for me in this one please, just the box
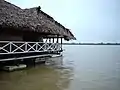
[0,45,120,90]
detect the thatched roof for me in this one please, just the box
[0,0,76,40]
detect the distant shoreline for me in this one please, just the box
[63,43,120,45]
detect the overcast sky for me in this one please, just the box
[7,0,120,43]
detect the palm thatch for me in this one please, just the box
[0,0,76,40]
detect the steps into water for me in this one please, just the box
[2,64,27,71]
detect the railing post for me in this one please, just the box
[52,38,55,50]
[36,42,38,52]
[25,42,27,52]
[57,36,59,43]
[56,35,59,50]
[45,43,47,51]
[49,38,51,43]
[45,38,48,43]
[53,38,54,43]
[10,42,12,53]
[61,37,63,51]
[44,38,47,51]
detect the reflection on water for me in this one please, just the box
[0,56,74,90]
[0,45,120,90]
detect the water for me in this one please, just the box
[0,45,120,90]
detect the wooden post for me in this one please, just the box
[57,35,59,43]
[36,42,38,51]
[45,38,48,50]
[56,36,59,52]
[49,38,51,43]
[53,38,54,43]
[61,37,63,51]
[45,38,47,42]
[10,42,12,52]
[25,42,27,52]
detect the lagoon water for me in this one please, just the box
[0,45,120,90]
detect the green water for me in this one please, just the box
[0,45,120,90]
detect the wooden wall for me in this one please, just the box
[0,29,43,42]
[0,33,23,41]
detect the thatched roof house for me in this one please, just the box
[0,0,76,41]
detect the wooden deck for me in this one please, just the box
[0,41,63,61]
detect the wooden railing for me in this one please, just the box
[0,41,62,54]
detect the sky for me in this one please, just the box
[7,0,120,43]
